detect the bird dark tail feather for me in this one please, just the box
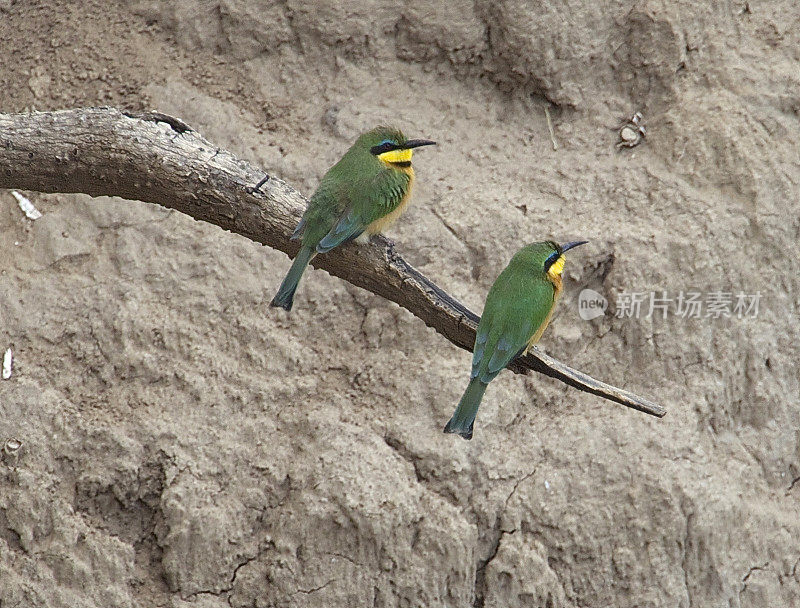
[270,246,315,311]
[443,378,488,440]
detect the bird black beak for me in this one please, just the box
[559,240,588,253]
[401,139,437,149]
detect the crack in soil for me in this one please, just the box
[382,434,459,508]
[472,523,517,608]
[292,579,335,596]
[181,545,267,606]
[740,561,770,594]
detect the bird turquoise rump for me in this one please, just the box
[271,126,436,311]
[444,240,588,440]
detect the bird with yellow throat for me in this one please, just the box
[270,126,436,310]
[444,240,588,440]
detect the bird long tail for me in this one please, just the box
[443,378,488,440]
[270,246,315,311]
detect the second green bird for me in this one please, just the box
[271,126,436,311]
[444,240,588,440]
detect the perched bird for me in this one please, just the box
[270,126,436,310]
[444,240,588,440]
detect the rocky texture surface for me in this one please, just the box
[1,1,799,606]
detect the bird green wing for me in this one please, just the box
[315,168,408,253]
[472,271,555,384]
[293,172,349,247]
[315,208,363,253]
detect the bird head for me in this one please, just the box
[359,126,436,169]
[543,240,588,282]
[532,240,588,284]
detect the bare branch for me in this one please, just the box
[0,107,666,418]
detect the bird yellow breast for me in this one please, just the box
[366,170,415,235]
[524,302,557,353]
[524,256,565,354]
[523,289,561,354]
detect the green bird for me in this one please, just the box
[444,240,588,440]
[271,126,436,310]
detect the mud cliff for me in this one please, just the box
[1,1,799,606]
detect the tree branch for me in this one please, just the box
[0,107,665,418]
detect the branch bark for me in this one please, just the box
[0,107,666,418]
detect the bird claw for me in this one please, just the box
[248,174,270,194]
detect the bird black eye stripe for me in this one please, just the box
[543,252,560,272]
[370,141,399,155]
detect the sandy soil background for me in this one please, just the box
[1,1,799,606]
